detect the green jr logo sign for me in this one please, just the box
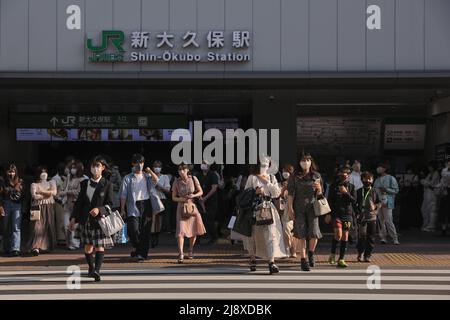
[86,30,125,62]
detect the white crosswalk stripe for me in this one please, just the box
[0,268,449,300]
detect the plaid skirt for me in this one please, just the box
[75,218,114,248]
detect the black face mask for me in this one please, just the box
[363,181,372,188]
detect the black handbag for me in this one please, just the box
[238,188,256,209]
[232,189,256,237]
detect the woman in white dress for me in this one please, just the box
[243,159,287,274]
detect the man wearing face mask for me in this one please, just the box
[374,162,400,245]
[150,160,171,248]
[196,160,219,244]
[120,154,164,262]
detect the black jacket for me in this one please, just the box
[328,180,357,222]
[71,178,113,227]
[356,187,380,222]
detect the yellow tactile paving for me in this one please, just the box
[1,245,450,270]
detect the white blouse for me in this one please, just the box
[31,180,57,205]
[87,177,101,203]
[244,174,281,198]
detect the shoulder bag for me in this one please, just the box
[30,205,41,221]
[181,201,197,220]
[98,205,125,237]
[313,192,331,217]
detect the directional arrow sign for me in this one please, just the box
[50,117,59,127]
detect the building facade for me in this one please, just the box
[0,0,449,173]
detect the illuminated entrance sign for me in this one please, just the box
[86,30,251,63]
[10,113,187,129]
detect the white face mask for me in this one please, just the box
[282,172,290,180]
[153,167,162,174]
[91,166,102,177]
[40,172,48,181]
[201,164,208,171]
[376,167,384,174]
[70,168,77,176]
[300,160,311,171]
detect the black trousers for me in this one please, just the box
[357,220,377,258]
[160,199,171,232]
[204,201,218,241]
[126,200,152,259]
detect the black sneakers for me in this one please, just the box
[10,251,20,257]
[92,271,101,282]
[268,262,279,274]
[300,258,310,272]
[249,260,257,272]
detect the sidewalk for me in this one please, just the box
[1,230,449,271]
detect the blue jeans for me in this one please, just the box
[2,200,22,252]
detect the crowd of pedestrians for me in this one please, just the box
[1,153,449,278]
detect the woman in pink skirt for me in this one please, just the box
[172,163,206,263]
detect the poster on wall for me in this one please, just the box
[435,143,450,163]
[384,124,426,150]
[296,117,382,156]
[16,129,53,141]
[16,123,193,142]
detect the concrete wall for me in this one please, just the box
[1,0,450,76]
[252,90,297,166]
[0,107,37,168]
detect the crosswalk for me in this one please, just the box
[0,267,449,300]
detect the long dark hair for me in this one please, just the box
[294,152,319,179]
[177,163,192,178]
[5,164,20,185]
[90,155,110,178]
